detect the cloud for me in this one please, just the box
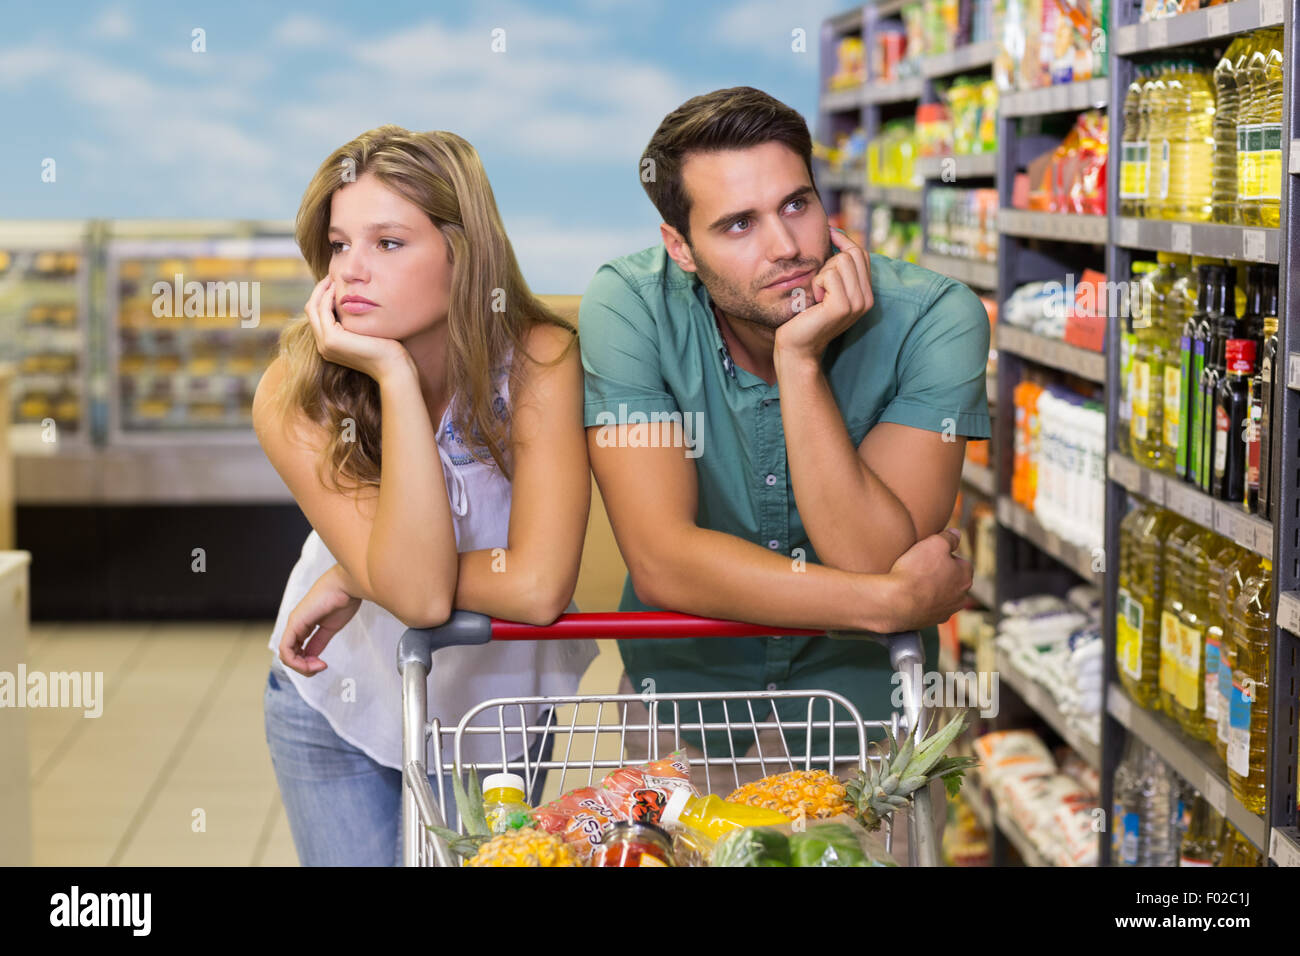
[92,6,133,41]
[505,216,659,293]
[712,0,837,64]
[270,14,337,48]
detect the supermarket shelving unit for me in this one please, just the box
[819,0,1300,867]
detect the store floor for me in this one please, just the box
[25,621,626,866]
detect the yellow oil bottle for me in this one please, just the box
[1212,37,1249,223]
[1123,506,1178,710]
[1120,66,1149,219]
[1133,254,1187,470]
[1215,549,1264,764]
[1165,61,1217,222]
[1227,558,1271,814]
[1203,542,1245,754]
[1160,519,1197,716]
[1116,500,1148,691]
[1145,63,1172,221]
[1258,31,1284,228]
[1238,30,1282,227]
[1173,529,1230,740]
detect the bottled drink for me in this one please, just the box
[1196,267,1238,493]
[1145,63,1172,220]
[1133,254,1186,469]
[1163,260,1199,476]
[1211,338,1257,502]
[1140,746,1178,866]
[1124,506,1177,709]
[1253,269,1280,517]
[1227,559,1271,814]
[1116,499,1147,687]
[1112,735,1145,865]
[1258,31,1285,227]
[481,773,533,834]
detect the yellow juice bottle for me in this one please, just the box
[1173,529,1229,740]
[1160,519,1197,716]
[1227,558,1271,813]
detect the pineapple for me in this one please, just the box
[727,714,979,831]
[465,827,579,867]
[728,770,852,820]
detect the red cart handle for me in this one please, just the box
[489,611,824,641]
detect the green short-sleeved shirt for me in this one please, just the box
[578,244,991,755]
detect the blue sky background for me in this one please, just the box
[2,0,856,292]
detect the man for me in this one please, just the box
[579,87,989,857]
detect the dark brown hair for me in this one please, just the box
[639,86,816,243]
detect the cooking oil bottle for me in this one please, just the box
[1165,256,1207,477]
[1257,31,1284,228]
[1203,542,1244,749]
[1165,61,1217,222]
[1116,499,1149,688]
[1238,31,1282,227]
[1173,529,1229,740]
[1212,37,1249,223]
[1179,793,1224,866]
[1160,519,1197,716]
[1216,550,1265,763]
[1227,558,1271,813]
[1133,253,1186,469]
[1121,66,1150,218]
[1124,506,1178,710]
[1145,63,1172,221]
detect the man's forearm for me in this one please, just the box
[774,351,916,573]
[638,524,904,634]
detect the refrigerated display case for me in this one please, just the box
[106,236,312,445]
[0,221,94,453]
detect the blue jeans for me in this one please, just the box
[263,657,553,866]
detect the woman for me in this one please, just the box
[254,125,597,866]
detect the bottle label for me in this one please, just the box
[1163,365,1182,451]
[1176,623,1202,711]
[1259,123,1283,201]
[1214,404,1230,475]
[1118,589,1142,680]
[1204,631,1222,722]
[1122,811,1140,865]
[1246,398,1262,493]
[1227,675,1253,777]
[1133,361,1151,441]
[1121,141,1150,199]
[1240,124,1259,201]
[1160,610,1181,695]
[1217,657,1234,745]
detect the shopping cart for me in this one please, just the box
[396,611,940,867]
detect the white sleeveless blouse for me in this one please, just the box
[265,353,597,768]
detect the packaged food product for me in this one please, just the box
[530,786,618,860]
[598,752,696,824]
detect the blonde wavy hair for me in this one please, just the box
[266,125,575,491]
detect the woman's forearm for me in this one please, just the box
[363,360,460,626]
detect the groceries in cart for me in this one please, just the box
[432,713,978,866]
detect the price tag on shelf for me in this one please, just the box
[1144,471,1166,505]
[1289,353,1300,391]
[1171,223,1192,254]
[1044,529,1062,555]
[1148,18,1168,46]
[1110,688,1132,726]
[1119,218,1138,246]
[1261,0,1284,25]
[1051,84,1068,111]
[1243,229,1267,261]
[1291,141,1300,175]
[1277,593,1300,636]
[1254,523,1273,557]
[1270,830,1300,867]
[1207,5,1230,34]
[1203,775,1228,817]
[1109,455,1141,491]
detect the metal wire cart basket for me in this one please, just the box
[397,610,941,867]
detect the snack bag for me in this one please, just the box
[599,752,697,825]
[530,787,618,862]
